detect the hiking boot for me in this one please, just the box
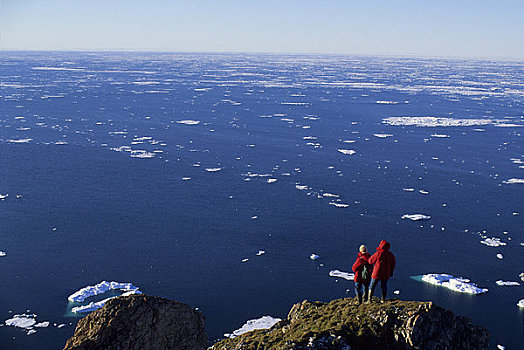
[363,290,369,303]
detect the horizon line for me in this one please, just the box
[1,48,523,63]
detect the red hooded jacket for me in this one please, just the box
[368,240,396,280]
[351,252,371,283]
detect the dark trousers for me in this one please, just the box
[369,278,388,300]
[354,281,370,303]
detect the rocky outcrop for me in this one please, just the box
[63,294,206,350]
[210,298,489,350]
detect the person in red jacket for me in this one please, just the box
[368,240,396,303]
[351,245,372,305]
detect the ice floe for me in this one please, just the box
[68,281,140,303]
[0,251,6,257]
[431,134,450,138]
[383,116,496,127]
[7,138,33,143]
[205,168,223,172]
[373,133,393,138]
[267,178,277,183]
[338,149,356,155]
[518,299,524,308]
[421,274,488,294]
[256,250,265,256]
[310,254,319,260]
[495,281,520,286]
[401,214,431,221]
[329,202,349,208]
[176,120,200,125]
[329,270,354,281]
[376,101,399,104]
[226,316,281,338]
[503,178,524,184]
[5,314,37,329]
[496,254,504,259]
[480,238,506,247]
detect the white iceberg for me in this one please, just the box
[176,120,200,125]
[421,274,488,294]
[68,281,140,303]
[5,314,37,329]
[480,238,506,247]
[503,178,524,184]
[496,254,504,259]
[402,214,431,221]
[7,138,33,143]
[267,178,277,183]
[383,116,495,127]
[329,270,354,281]
[373,133,393,138]
[310,254,319,260]
[431,134,450,138]
[518,299,524,308]
[495,280,520,286]
[338,149,356,155]
[0,251,6,257]
[226,316,281,338]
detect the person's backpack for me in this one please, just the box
[361,264,371,280]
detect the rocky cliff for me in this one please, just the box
[210,298,489,350]
[63,295,206,350]
[64,295,489,350]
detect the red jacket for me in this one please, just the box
[352,252,371,283]
[368,240,396,280]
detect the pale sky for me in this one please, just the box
[1,0,523,59]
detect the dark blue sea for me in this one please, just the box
[1,52,523,349]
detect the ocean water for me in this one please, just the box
[0,52,523,349]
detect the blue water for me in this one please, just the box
[1,52,523,349]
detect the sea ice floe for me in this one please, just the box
[480,238,506,247]
[338,149,356,155]
[421,274,488,294]
[383,116,495,127]
[403,188,415,192]
[267,178,277,183]
[495,280,520,286]
[373,133,393,138]
[0,251,6,257]
[329,270,354,281]
[295,184,309,190]
[226,316,282,338]
[376,101,399,104]
[5,314,37,329]
[401,214,431,221]
[0,193,8,199]
[256,250,265,256]
[496,254,504,259]
[503,178,524,184]
[329,202,349,208]
[68,281,140,303]
[7,138,33,143]
[310,254,319,260]
[431,134,450,138]
[176,120,200,125]
[518,299,524,308]
[205,168,223,172]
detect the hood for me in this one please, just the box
[377,240,390,251]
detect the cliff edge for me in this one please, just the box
[64,295,488,350]
[211,298,489,350]
[63,294,206,350]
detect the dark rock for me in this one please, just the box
[63,294,206,350]
[210,298,489,350]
